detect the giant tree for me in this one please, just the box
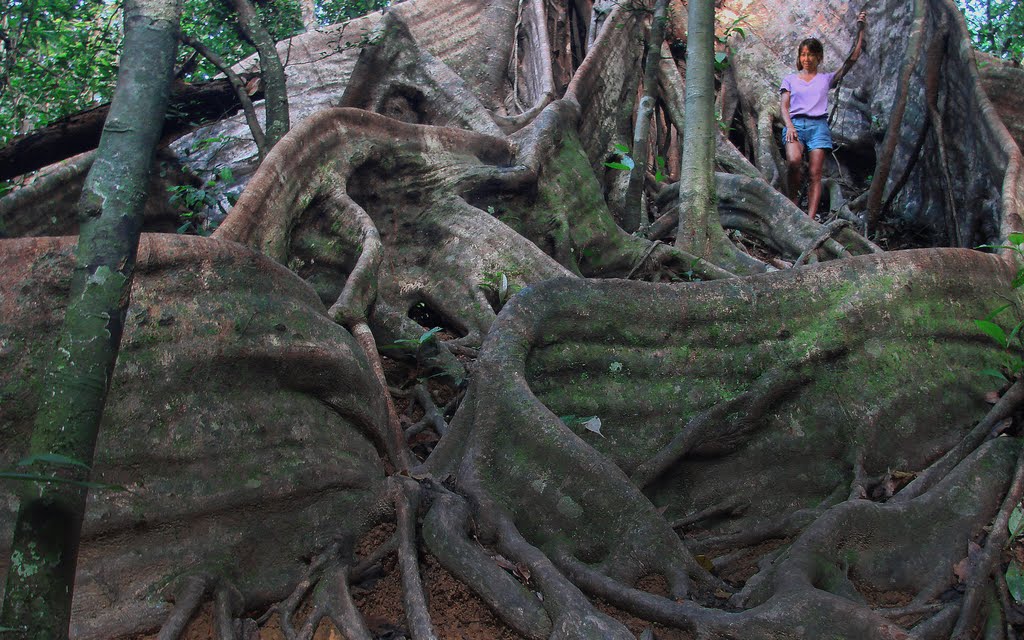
[3,0,1024,638]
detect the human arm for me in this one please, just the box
[781,90,797,143]
[832,11,867,88]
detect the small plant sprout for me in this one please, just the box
[654,156,667,183]
[393,326,442,347]
[480,271,521,309]
[713,13,748,71]
[168,165,235,235]
[604,143,635,171]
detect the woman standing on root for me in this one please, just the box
[780,11,867,220]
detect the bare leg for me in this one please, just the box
[807,148,826,219]
[785,141,805,206]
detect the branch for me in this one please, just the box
[180,33,267,161]
[221,0,289,148]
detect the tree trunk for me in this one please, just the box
[0,0,181,637]
[623,0,669,232]
[224,0,290,150]
[674,0,725,258]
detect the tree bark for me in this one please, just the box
[223,0,289,149]
[674,0,725,258]
[623,0,669,232]
[0,0,181,638]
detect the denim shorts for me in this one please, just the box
[782,115,833,150]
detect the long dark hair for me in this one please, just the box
[796,38,824,70]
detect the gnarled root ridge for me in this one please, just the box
[0,235,390,639]
[418,248,1024,638]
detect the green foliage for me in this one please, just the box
[654,156,667,182]
[604,143,635,171]
[0,0,387,147]
[479,270,522,309]
[604,144,670,183]
[167,165,234,235]
[316,0,389,24]
[0,0,122,144]
[975,232,1024,379]
[392,326,442,347]
[179,0,303,82]
[713,13,748,71]
[1006,504,1024,602]
[956,0,1024,62]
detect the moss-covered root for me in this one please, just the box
[742,438,1021,638]
[421,248,1020,638]
[653,174,880,263]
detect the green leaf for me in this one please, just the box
[1010,322,1024,346]
[714,52,728,64]
[17,453,90,470]
[1012,270,1024,290]
[613,143,630,153]
[604,161,632,171]
[1009,505,1024,542]
[1007,561,1024,603]
[418,326,443,344]
[656,156,666,168]
[984,304,1011,321]
[975,319,1008,347]
[981,368,1009,381]
[1009,232,1024,246]
[219,167,234,183]
[732,26,747,38]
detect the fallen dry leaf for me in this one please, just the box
[953,540,983,583]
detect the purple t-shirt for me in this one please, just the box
[780,72,835,117]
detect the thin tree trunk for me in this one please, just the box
[674,0,723,258]
[224,0,289,149]
[0,1,181,638]
[180,33,267,161]
[623,0,669,232]
[299,0,316,31]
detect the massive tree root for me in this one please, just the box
[418,249,1024,638]
[6,0,1024,637]
[0,235,390,639]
